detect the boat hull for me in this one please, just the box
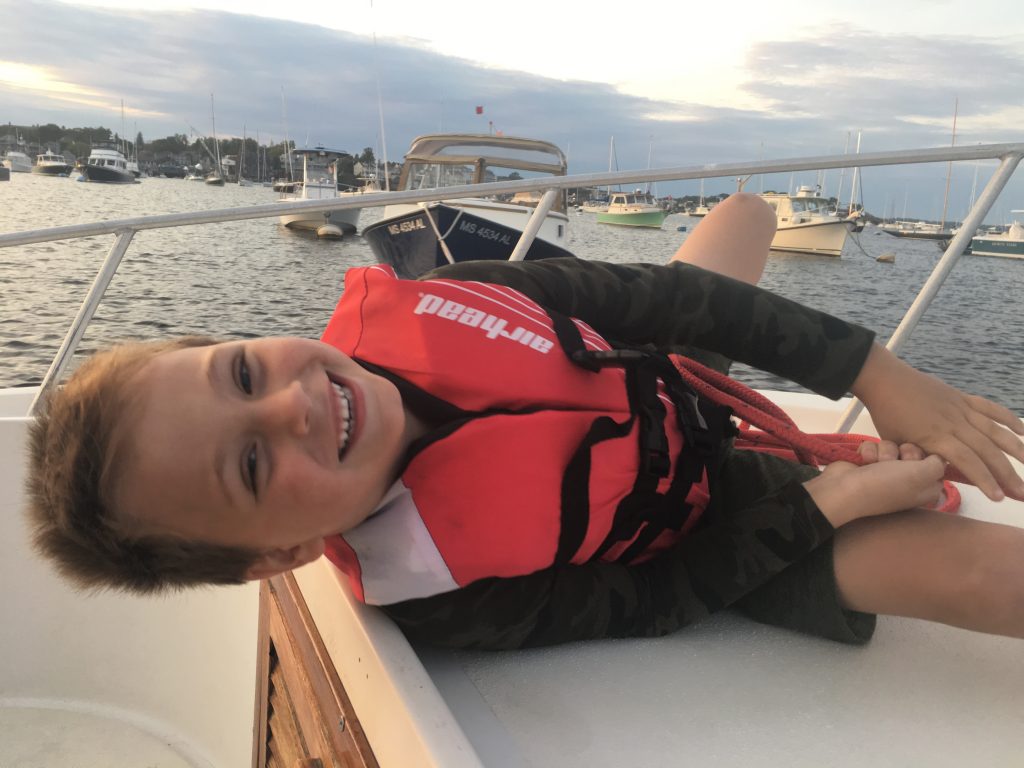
[279,208,359,235]
[82,165,136,184]
[596,209,667,228]
[882,229,953,240]
[970,237,1024,259]
[363,202,574,279]
[770,219,853,257]
[32,164,73,177]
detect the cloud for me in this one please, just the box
[4,2,1022,219]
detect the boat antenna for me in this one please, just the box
[370,0,391,190]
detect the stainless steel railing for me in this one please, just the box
[2,142,1021,422]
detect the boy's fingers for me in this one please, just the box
[941,426,1024,502]
[967,394,1024,435]
[965,408,1024,463]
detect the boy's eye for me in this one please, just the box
[238,352,253,395]
[245,444,258,496]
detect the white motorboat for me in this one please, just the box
[760,185,855,257]
[2,150,33,173]
[1,142,1022,767]
[362,133,573,278]
[81,143,136,184]
[31,151,73,177]
[278,146,360,237]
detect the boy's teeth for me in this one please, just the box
[331,381,354,459]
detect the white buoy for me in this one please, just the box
[876,252,895,263]
[317,223,344,239]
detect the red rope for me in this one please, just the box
[672,355,962,514]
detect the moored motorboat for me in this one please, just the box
[278,146,360,237]
[596,189,667,228]
[2,150,33,173]
[80,143,136,184]
[362,133,573,278]
[31,151,73,177]
[759,185,854,257]
[970,213,1024,259]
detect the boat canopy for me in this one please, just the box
[399,133,567,178]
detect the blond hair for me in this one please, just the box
[26,337,262,593]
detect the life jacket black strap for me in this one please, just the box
[555,413,635,566]
[542,305,731,565]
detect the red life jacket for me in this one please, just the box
[321,265,726,605]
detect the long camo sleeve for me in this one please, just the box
[380,257,876,649]
[424,257,876,399]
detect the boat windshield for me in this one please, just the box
[791,197,829,214]
[405,160,566,210]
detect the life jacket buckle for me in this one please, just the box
[571,348,647,372]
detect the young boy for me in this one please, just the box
[26,195,1024,650]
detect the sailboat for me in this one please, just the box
[238,126,255,187]
[882,103,959,240]
[689,178,712,217]
[205,94,226,186]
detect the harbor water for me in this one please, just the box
[1,173,1021,414]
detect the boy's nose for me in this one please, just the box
[259,380,310,436]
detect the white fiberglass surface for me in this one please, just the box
[0,703,201,767]
[0,402,260,768]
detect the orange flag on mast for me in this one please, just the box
[475,106,484,114]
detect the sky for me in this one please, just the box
[3,0,1024,221]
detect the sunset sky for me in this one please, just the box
[4,0,1023,220]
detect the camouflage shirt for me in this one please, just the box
[377,257,876,650]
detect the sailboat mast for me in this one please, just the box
[836,131,850,211]
[940,97,958,230]
[848,131,862,215]
[210,93,221,176]
[606,136,615,195]
[281,87,294,181]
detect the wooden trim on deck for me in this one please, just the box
[257,572,378,768]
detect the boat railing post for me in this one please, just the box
[508,188,560,262]
[28,228,137,415]
[834,151,1023,433]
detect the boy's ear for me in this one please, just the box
[244,538,326,581]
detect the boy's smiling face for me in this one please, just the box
[116,337,420,578]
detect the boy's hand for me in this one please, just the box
[852,344,1024,502]
[804,456,946,528]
